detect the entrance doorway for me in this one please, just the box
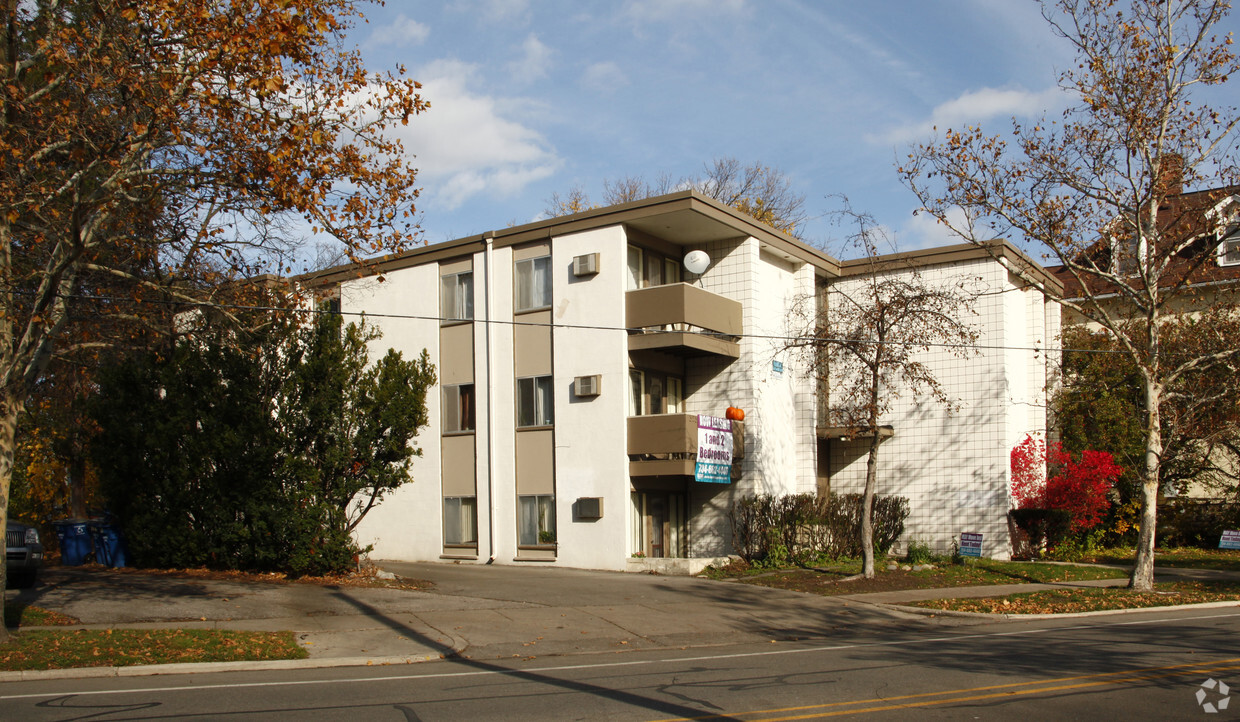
[631,491,687,558]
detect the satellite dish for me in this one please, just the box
[683,250,711,275]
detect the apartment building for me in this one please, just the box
[311,190,1059,570]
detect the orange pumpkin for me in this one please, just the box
[725,406,745,421]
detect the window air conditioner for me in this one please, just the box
[574,374,601,397]
[576,497,603,519]
[572,253,600,277]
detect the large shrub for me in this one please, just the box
[92,315,434,575]
[729,492,909,564]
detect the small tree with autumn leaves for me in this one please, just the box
[1010,435,1123,555]
[786,204,978,578]
[0,0,426,609]
[901,0,1240,590]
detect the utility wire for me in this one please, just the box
[37,289,1129,356]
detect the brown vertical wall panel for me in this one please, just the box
[514,309,552,377]
[515,429,555,495]
[441,434,477,497]
[440,323,475,385]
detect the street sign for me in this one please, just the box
[959,532,983,558]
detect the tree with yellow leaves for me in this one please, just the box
[0,0,427,613]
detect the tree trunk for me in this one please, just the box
[861,432,881,578]
[1130,378,1163,591]
[0,390,22,644]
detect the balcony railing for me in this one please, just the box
[627,414,744,477]
[626,283,742,358]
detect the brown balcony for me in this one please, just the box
[626,283,742,358]
[627,414,744,477]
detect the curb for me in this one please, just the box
[870,599,1240,620]
[0,652,448,683]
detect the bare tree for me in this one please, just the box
[901,0,1240,589]
[544,158,808,238]
[787,204,978,577]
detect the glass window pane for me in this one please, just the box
[645,252,662,287]
[448,387,463,434]
[647,373,664,415]
[629,370,644,416]
[517,377,535,427]
[519,496,537,545]
[441,273,473,320]
[461,497,477,543]
[516,256,551,311]
[460,384,475,431]
[667,378,683,414]
[539,496,556,542]
[664,258,681,284]
[627,246,642,290]
[536,377,554,425]
[444,498,461,543]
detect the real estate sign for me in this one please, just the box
[959,532,983,558]
[1221,530,1240,550]
[696,415,733,483]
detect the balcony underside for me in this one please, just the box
[627,330,740,358]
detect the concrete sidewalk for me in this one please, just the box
[3,561,1238,681]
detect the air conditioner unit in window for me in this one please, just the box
[572,253,600,277]
[574,374,601,397]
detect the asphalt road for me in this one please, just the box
[2,607,1237,720]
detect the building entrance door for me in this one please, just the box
[631,491,686,558]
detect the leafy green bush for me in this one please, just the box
[92,314,435,576]
[729,492,910,565]
[1157,499,1240,548]
[905,540,934,564]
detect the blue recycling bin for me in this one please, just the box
[87,522,127,568]
[52,519,92,566]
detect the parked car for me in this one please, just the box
[5,520,43,589]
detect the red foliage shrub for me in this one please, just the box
[1010,435,1122,532]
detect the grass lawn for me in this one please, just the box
[707,558,1127,596]
[0,628,307,671]
[908,579,1240,615]
[1080,547,1240,572]
[4,603,79,628]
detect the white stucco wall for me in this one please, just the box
[551,226,630,570]
[345,263,445,561]
[826,258,1053,558]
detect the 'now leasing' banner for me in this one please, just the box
[696,415,733,483]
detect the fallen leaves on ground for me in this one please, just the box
[0,629,307,671]
[910,580,1240,614]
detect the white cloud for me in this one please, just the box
[367,14,430,46]
[893,207,979,251]
[871,86,1067,146]
[508,34,553,81]
[395,60,560,210]
[581,61,629,91]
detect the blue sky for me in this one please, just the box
[347,0,1234,256]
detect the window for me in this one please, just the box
[1220,230,1240,267]
[515,256,552,311]
[626,246,643,290]
[628,370,685,416]
[443,496,477,545]
[516,376,554,427]
[444,384,475,432]
[519,494,555,545]
[629,369,646,416]
[667,377,683,414]
[441,272,474,321]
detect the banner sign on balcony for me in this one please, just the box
[696,415,733,483]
